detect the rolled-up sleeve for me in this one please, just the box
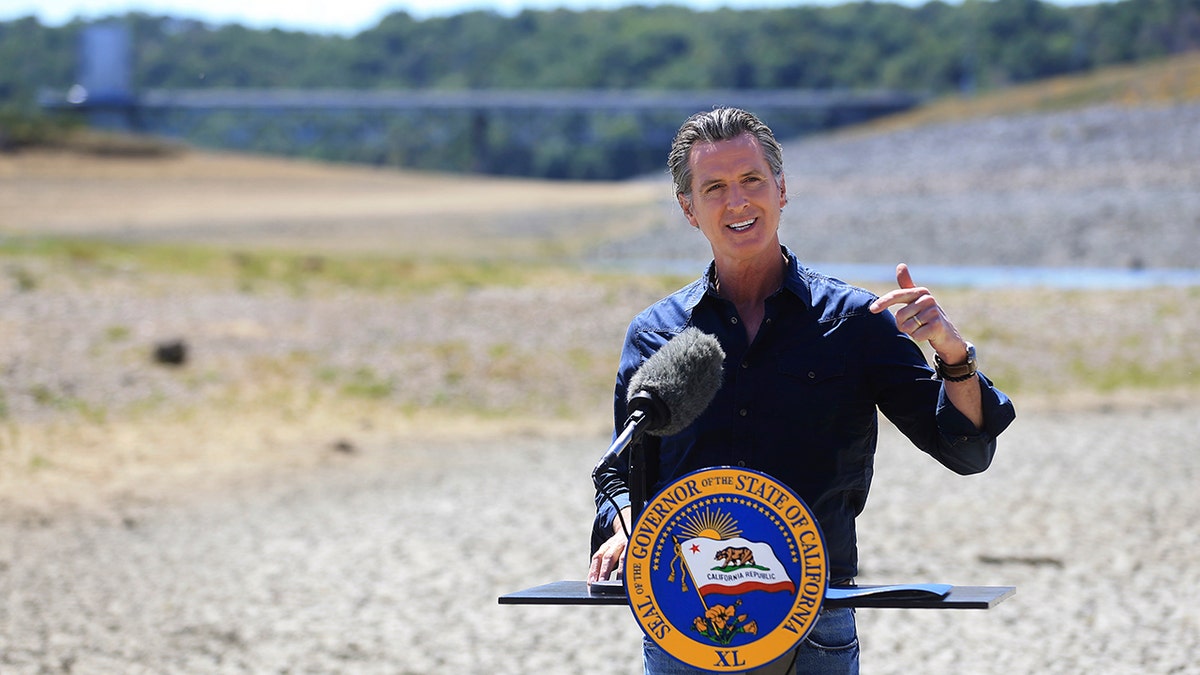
[930,372,1016,474]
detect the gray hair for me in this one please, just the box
[667,107,784,197]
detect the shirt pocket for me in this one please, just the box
[776,347,846,385]
[767,346,851,467]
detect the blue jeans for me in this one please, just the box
[643,607,859,674]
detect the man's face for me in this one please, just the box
[678,133,787,264]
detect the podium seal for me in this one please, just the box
[625,467,827,672]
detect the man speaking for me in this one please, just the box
[588,108,1015,673]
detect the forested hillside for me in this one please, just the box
[3,0,1199,178]
[7,0,1200,95]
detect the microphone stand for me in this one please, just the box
[628,428,647,527]
[623,391,665,526]
[591,391,667,532]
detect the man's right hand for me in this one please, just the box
[587,507,631,583]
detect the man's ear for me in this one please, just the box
[677,193,698,228]
[778,175,788,209]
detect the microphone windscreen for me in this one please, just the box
[627,327,725,436]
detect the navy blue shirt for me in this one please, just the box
[593,247,1015,582]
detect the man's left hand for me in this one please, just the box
[869,263,969,364]
[871,263,983,429]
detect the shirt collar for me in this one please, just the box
[695,246,813,310]
[780,246,814,309]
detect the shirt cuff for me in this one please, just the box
[598,491,632,533]
[935,370,1014,440]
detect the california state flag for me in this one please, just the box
[680,536,796,599]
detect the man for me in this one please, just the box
[588,108,1015,673]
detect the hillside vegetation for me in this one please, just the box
[6,0,1199,95]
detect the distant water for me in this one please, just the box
[593,259,1200,290]
[817,263,1200,290]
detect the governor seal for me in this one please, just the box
[625,466,827,672]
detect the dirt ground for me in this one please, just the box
[1,408,1196,674]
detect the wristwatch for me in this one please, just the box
[934,342,977,382]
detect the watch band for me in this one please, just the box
[934,342,977,382]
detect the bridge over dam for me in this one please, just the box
[120,87,918,115]
[39,25,920,179]
[44,87,919,179]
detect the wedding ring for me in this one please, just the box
[913,316,924,328]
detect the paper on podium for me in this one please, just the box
[588,579,625,594]
[827,583,952,602]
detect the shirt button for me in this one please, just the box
[739,409,748,417]
[737,460,746,467]
[741,361,749,369]
[730,317,739,325]
[808,371,816,379]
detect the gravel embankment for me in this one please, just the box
[591,103,1200,273]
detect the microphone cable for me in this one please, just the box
[597,484,631,542]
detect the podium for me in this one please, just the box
[558,457,1013,670]
[500,580,1014,610]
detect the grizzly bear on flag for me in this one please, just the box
[714,546,756,568]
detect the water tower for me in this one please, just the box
[68,22,136,129]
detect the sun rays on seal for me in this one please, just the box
[678,507,741,541]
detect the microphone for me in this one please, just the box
[626,326,726,436]
[592,327,725,475]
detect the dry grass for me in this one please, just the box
[1,241,1196,506]
[0,148,666,259]
[860,51,1200,134]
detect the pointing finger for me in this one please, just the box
[871,263,924,313]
